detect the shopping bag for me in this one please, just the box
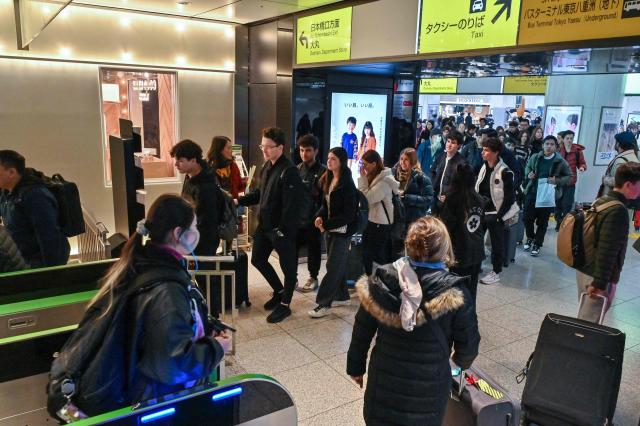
[535,178,556,208]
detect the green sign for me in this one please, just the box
[419,0,521,54]
[296,7,352,64]
[420,78,458,94]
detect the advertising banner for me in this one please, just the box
[503,76,548,94]
[420,78,458,94]
[418,0,521,54]
[519,0,640,46]
[595,107,624,166]
[544,105,583,144]
[296,7,352,64]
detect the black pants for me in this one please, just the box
[251,229,298,305]
[555,185,576,228]
[316,233,351,307]
[362,222,392,275]
[524,193,554,247]
[295,224,322,280]
[484,214,504,274]
[450,263,481,305]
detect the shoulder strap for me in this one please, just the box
[593,200,625,213]
[380,197,391,224]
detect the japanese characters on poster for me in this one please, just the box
[330,93,388,181]
[419,0,520,54]
[296,7,352,64]
[519,0,640,46]
[595,107,624,166]
[543,105,583,143]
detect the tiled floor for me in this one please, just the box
[224,229,640,425]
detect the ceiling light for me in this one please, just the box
[175,55,187,65]
[121,51,133,61]
[225,27,234,38]
[59,47,72,58]
[120,16,131,27]
[175,22,186,32]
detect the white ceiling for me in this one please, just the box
[70,0,347,24]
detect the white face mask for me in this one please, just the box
[178,229,200,254]
[431,135,442,144]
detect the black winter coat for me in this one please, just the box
[392,166,433,223]
[439,191,486,268]
[240,155,302,237]
[0,226,28,273]
[347,265,480,426]
[315,172,358,236]
[181,161,223,256]
[431,152,466,212]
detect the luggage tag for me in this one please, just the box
[475,379,504,400]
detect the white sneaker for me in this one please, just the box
[308,305,331,318]
[332,298,351,307]
[480,271,500,285]
[297,277,318,293]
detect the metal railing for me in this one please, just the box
[77,207,111,262]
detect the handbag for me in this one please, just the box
[535,178,556,208]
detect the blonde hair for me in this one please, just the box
[399,147,422,173]
[404,216,455,266]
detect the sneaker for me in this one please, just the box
[308,305,331,318]
[263,292,282,311]
[480,271,500,285]
[332,298,351,307]
[523,239,533,251]
[297,277,318,293]
[531,245,541,257]
[267,304,291,323]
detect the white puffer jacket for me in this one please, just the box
[358,168,400,225]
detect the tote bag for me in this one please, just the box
[535,178,556,208]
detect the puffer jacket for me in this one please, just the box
[602,149,639,195]
[558,143,587,186]
[0,226,28,273]
[358,168,399,225]
[391,165,434,223]
[347,265,480,426]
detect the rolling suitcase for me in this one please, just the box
[345,234,364,286]
[519,313,625,426]
[221,249,250,309]
[443,360,520,426]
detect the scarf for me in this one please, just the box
[397,168,410,191]
[393,257,423,332]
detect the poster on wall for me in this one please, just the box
[330,92,388,181]
[543,105,582,143]
[595,107,624,166]
[628,112,640,128]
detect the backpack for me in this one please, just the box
[381,192,407,241]
[353,190,369,235]
[24,169,85,237]
[217,186,238,240]
[281,166,314,229]
[557,200,624,274]
[47,268,192,421]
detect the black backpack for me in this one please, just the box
[25,169,85,237]
[353,190,369,235]
[381,192,407,241]
[217,186,238,240]
[47,268,192,421]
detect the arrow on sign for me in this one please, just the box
[299,31,309,48]
[492,0,512,24]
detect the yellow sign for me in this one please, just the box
[418,0,521,54]
[503,76,548,94]
[296,7,352,64]
[519,0,640,45]
[420,78,458,94]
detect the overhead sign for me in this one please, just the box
[519,0,640,45]
[503,76,548,94]
[418,0,521,54]
[420,78,458,94]
[296,7,352,64]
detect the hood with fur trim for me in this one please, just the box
[356,265,467,329]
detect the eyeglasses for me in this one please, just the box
[259,144,278,151]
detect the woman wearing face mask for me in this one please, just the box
[56,194,231,417]
[417,128,442,176]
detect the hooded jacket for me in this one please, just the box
[391,165,434,224]
[0,226,28,273]
[358,168,399,225]
[558,143,587,186]
[347,265,480,426]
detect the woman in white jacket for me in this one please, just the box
[358,150,399,275]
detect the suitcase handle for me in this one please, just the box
[578,292,607,325]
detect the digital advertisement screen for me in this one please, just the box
[330,92,388,181]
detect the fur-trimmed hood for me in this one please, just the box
[356,265,468,330]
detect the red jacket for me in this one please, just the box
[558,143,587,186]
[214,161,245,198]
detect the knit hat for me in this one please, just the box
[615,131,637,150]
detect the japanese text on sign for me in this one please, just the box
[419,78,458,94]
[297,7,352,64]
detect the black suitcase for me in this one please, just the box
[345,234,364,286]
[519,313,625,426]
[203,250,250,317]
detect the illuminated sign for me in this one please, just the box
[418,0,521,54]
[503,76,548,94]
[296,7,352,64]
[419,78,458,94]
[519,0,640,45]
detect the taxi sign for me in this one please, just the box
[503,76,548,94]
[418,0,521,54]
[296,7,353,64]
[420,78,458,94]
[519,0,640,45]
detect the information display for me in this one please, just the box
[296,7,352,64]
[418,0,520,54]
[420,78,458,94]
[503,76,548,94]
[330,92,388,181]
[519,0,640,46]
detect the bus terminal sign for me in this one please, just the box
[419,0,521,54]
[296,7,353,64]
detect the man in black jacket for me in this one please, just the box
[171,140,223,256]
[295,134,326,293]
[238,127,303,323]
[431,130,466,213]
[0,150,70,267]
